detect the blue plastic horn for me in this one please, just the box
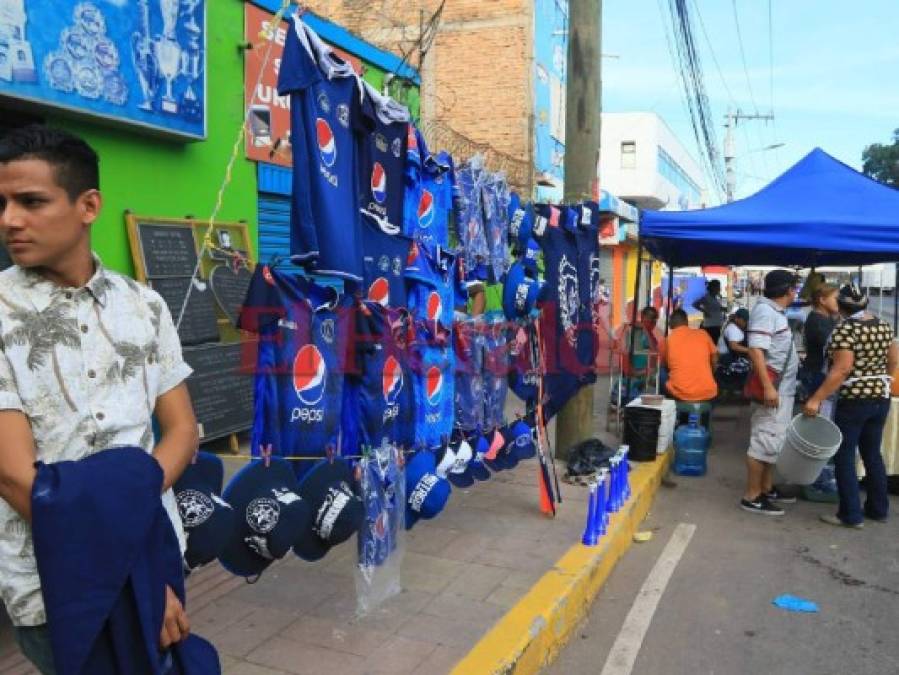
[581,482,599,546]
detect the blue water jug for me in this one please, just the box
[674,414,710,476]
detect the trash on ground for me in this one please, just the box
[772,594,819,613]
[633,531,653,543]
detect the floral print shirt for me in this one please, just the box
[0,256,191,626]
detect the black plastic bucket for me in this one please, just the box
[624,406,661,462]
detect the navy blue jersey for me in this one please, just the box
[238,265,354,479]
[411,342,455,450]
[278,18,367,281]
[574,203,600,369]
[535,204,595,418]
[359,81,409,235]
[350,303,416,450]
[361,217,411,310]
[358,445,402,568]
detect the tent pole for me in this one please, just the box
[665,265,675,337]
[627,238,645,395]
[894,264,898,337]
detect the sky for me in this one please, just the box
[601,0,899,203]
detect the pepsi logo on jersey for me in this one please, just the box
[316,118,339,187]
[292,344,326,423]
[382,355,403,423]
[368,277,390,307]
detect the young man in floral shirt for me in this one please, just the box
[0,126,198,673]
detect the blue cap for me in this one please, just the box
[521,238,541,274]
[219,458,311,578]
[469,435,493,481]
[509,195,535,248]
[174,451,236,571]
[563,206,579,234]
[510,419,536,460]
[502,262,539,320]
[292,459,364,562]
[405,451,452,530]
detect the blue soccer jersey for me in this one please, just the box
[350,302,416,450]
[361,217,412,310]
[278,18,367,281]
[453,319,485,433]
[238,265,354,479]
[411,342,455,450]
[405,241,455,334]
[453,160,490,283]
[403,126,452,249]
[483,317,510,430]
[482,175,510,285]
[359,81,409,235]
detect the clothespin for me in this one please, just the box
[259,443,272,468]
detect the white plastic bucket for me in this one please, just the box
[776,414,843,485]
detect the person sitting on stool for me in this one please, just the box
[664,309,718,427]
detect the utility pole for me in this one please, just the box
[555,0,601,459]
[723,108,774,202]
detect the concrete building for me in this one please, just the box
[600,112,706,211]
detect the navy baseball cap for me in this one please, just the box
[510,419,537,460]
[468,434,493,481]
[498,425,521,469]
[174,451,236,571]
[219,458,311,578]
[484,428,512,472]
[293,460,364,562]
[502,262,539,321]
[405,450,452,530]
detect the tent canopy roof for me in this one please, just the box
[639,148,899,267]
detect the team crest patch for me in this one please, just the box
[246,497,280,534]
[176,489,214,528]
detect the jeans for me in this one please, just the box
[833,398,890,525]
[14,624,56,675]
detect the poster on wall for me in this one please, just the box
[244,4,361,167]
[0,0,206,140]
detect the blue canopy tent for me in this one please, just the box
[624,148,899,380]
[640,148,899,268]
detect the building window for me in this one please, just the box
[621,141,636,169]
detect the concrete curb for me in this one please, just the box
[451,452,672,675]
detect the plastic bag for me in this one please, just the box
[355,443,405,616]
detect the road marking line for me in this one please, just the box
[599,523,697,675]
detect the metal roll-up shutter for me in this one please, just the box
[257,193,291,263]
[598,248,614,287]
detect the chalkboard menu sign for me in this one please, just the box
[183,342,255,441]
[0,244,10,271]
[149,277,220,346]
[137,224,199,278]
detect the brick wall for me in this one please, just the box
[301,0,534,191]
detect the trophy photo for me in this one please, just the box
[154,0,182,114]
[131,0,158,110]
[179,0,203,120]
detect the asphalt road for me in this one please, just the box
[549,402,899,675]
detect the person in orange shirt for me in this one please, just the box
[664,309,718,403]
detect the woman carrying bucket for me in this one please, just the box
[803,285,899,528]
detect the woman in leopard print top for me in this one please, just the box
[804,285,899,528]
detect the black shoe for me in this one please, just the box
[765,488,797,504]
[740,495,785,516]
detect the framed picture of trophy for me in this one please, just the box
[0,1,207,140]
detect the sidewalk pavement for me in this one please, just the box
[0,381,661,675]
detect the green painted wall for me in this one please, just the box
[51,0,257,277]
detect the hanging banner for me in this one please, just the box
[244,3,361,168]
[0,0,206,140]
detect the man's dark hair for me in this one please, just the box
[641,306,658,319]
[669,309,688,327]
[763,286,791,300]
[0,125,99,201]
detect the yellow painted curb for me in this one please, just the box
[451,452,671,675]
